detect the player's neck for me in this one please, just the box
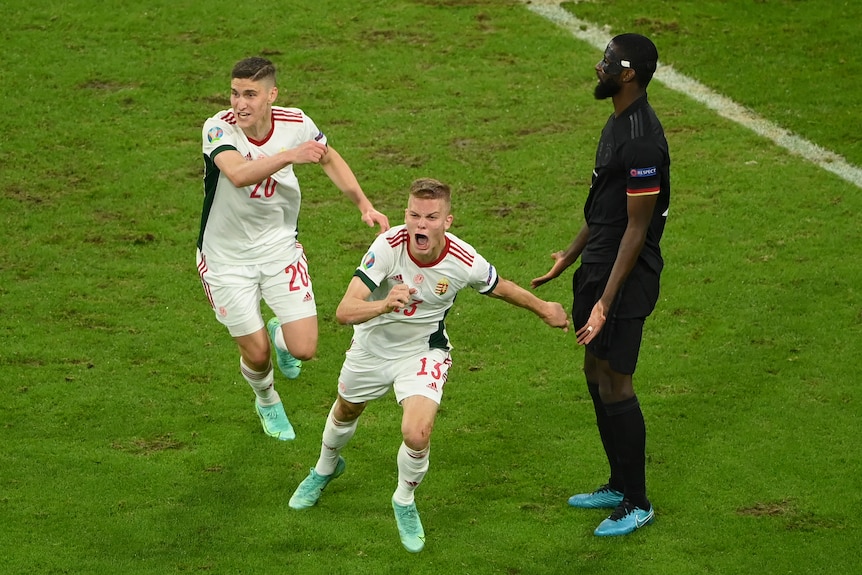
[408,241,447,265]
[242,112,273,141]
[612,89,645,117]
[410,248,442,265]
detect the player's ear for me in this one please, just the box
[268,86,278,104]
[444,213,453,230]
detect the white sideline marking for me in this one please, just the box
[525,2,862,190]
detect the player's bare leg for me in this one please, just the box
[267,315,317,379]
[391,395,437,552]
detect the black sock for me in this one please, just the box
[588,383,625,493]
[604,395,650,510]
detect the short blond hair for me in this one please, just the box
[409,178,451,210]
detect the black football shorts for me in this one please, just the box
[572,261,660,374]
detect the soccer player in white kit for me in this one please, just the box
[196,57,389,442]
[288,178,570,553]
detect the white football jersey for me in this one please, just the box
[197,106,327,266]
[351,224,499,359]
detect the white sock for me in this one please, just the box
[393,442,430,506]
[240,357,279,406]
[315,402,358,476]
[274,324,288,353]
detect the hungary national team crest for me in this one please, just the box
[434,278,450,295]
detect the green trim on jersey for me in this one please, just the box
[428,310,451,351]
[197,145,235,251]
[354,269,377,292]
[482,275,500,295]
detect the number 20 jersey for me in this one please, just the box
[198,106,326,266]
[352,224,499,360]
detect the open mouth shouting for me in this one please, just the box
[414,233,430,250]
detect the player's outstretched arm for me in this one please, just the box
[531,222,590,289]
[489,278,569,332]
[320,146,390,232]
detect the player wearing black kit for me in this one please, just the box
[532,33,670,537]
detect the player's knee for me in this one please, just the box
[281,333,317,361]
[598,375,634,404]
[334,398,365,422]
[242,349,271,371]
[402,423,433,451]
[289,343,316,361]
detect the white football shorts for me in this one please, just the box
[337,342,452,405]
[196,248,317,337]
